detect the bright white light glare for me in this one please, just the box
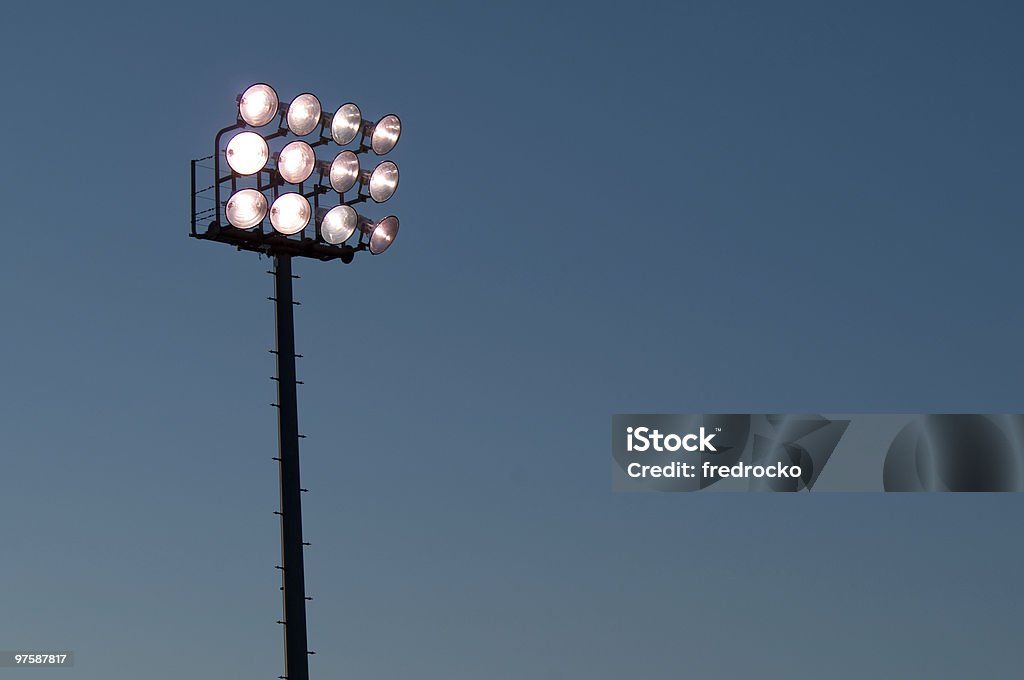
[331,103,362,145]
[371,114,401,155]
[317,205,358,244]
[367,161,399,203]
[270,193,311,235]
[225,131,269,175]
[287,94,322,136]
[329,151,360,193]
[368,215,399,255]
[225,189,268,229]
[277,141,316,184]
[239,84,279,127]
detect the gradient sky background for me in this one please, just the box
[2,1,1023,678]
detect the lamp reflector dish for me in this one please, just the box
[239,84,279,127]
[225,131,268,175]
[368,161,399,203]
[318,205,358,244]
[329,151,360,194]
[369,215,399,254]
[370,114,401,155]
[225,189,268,229]
[287,94,322,136]
[270,193,311,235]
[331,103,362,145]
[277,141,316,184]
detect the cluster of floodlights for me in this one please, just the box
[222,83,402,255]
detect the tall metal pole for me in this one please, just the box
[273,253,310,680]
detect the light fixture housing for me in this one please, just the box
[331,103,362,145]
[317,205,358,245]
[365,161,399,203]
[225,189,268,229]
[225,131,269,175]
[270,193,311,235]
[277,141,316,184]
[239,83,279,127]
[370,114,401,155]
[360,214,400,254]
[287,94,322,137]
[328,151,360,194]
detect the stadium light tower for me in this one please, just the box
[190,83,404,680]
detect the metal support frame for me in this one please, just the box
[273,253,310,680]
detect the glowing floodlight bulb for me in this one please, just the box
[370,114,401,155]
[366,161,399,203]
[225,131,269,175]
[360,214,399,254]
[270,193,311,235]
[331,103,362,145]
[225,189,268,229]
[329,151,360,193]
[287,94,322,136]
[277,141,316,184]
[317,205,358,244]
[239,83,279,127]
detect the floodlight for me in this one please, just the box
[225,189,268,229]
[277,141,316,184]
[225,131,269,175]
[317,205,358,244]
[192,84,410,680]
[370,114,401,155]
[360,214,400,254]
[239,83,279,127]
[270,193,311,235]
[328,151,360,194]
[331,103,362,145]
[365,161,399,203]
[287,94,322,136]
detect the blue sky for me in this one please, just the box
[1,1,1022,678]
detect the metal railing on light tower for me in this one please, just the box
[189,83,404,680]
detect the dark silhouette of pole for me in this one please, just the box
[273,253,310,680]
